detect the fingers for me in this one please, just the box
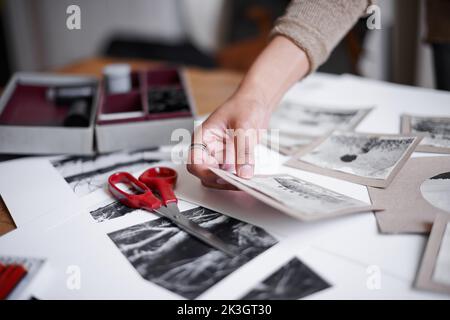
[187,129,237,190]
[186,157,238,190]
[233,126,257,179]
[187,144,218,184]
[186,116,258,189]
[218,135,235,172]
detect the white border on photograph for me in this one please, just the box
[285,131,421,188]
[210,168,381,222]
[401,114,450,154]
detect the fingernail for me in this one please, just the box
[238,165,253,179]
[216,178,228,185]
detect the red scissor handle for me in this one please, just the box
[108,172,162,211]
[139,167,178,205]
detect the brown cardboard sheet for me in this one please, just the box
[368,156,450,234]
[416,214,450,295]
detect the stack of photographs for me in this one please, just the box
[265,102,373,155]
[401,114,450,154]
[261,132,317,156]
[286,131,421,188]
[210,168,379,221]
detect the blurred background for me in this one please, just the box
[0,0,447,89]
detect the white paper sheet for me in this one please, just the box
[0,197,286,300]
[1,209,445,300]
[2,72,450,299]
[0,158,81,228]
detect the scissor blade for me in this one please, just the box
[154,204,239,257]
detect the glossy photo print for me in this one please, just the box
[51,148,165,196]
[286,131,420,188]
[241,258,330,300]
[270,102,372,137]
[211,168,377,221]
[261,132,316,156]
[108,206,277,299]
[401,114,450,154]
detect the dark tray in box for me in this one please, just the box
[95,67,196,153]
[144,68,191,118]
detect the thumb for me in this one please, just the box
[233,126,257,179]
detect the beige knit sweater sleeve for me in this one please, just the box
[272,0,371,72]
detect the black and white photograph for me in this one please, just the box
[108,206,278,299]
[402,115,450,153]
[51,148,165,196]
[269,102,371,137]
[211,168,374,221]
[289,131,419,187]
[262,132,316,155]
[241,258,330,300]
[89,200,138,222]
[420,172,450,213]
[233,174,369,215]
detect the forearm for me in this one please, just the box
[232,35,310,112]
[229,0,371,113]
[272,0,370,71]
[188,0,371,185]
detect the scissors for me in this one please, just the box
[108,167,238,257]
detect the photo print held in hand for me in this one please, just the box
[187,124,281,178]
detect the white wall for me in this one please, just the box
[4,0,435,88]
[358,0,395,81]
[358,0,435,88]
[180,0,227,52]
[3,0,225,71]
[415,0,435,88]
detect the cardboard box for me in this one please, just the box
[0,73,99,155]
[95,67,196,153]
[0,68,196,155]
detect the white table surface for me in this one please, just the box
[0,73,449,299]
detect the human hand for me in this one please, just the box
[187,96,271,189]
[186,36,310,189]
